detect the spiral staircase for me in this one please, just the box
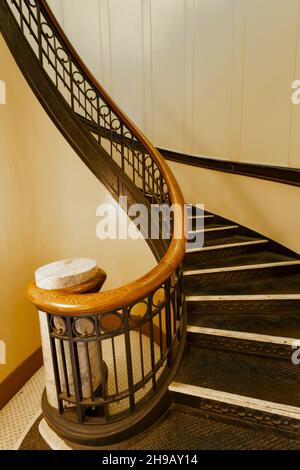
[2,0,300,450]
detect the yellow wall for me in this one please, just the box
[0,37,40,382]
[0,35,155,383]
[170,161,300,255]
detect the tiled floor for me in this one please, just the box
[0,367,44,450]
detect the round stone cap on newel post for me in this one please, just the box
[31,258,107,418]
[35,258,104,291]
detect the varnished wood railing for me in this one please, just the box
[0,0,186,446]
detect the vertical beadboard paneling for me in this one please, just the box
[193,0,233,159]
[228,0,247,162]
[151,0,185,151]
[241,0,299,166]
[98,0,113,93]
[47,0,64,26]
[289,0,300,169]
[183,0,195,154]
[142,0,153,140]
[45,0,300,169]
[58,0,102,81]
[109,0,144,127]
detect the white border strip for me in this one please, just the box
[189,225,238,234]
[189,215,214,220]
[186,325,299,346]
[186,294,300,301]
[169,382,300,420]
[184,260,300,276]
[39,419,72,451]
[186,239,268,254]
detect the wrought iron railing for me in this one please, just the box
[45,267,184,427]
[6,0,169,207]
[0,0,186,445]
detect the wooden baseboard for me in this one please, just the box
[77,114,300,189]
[159,147,300,188]
[0,347,43,410]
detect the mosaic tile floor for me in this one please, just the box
[0,367,44,450]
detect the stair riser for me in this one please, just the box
[188,219,214,231]
[185,242,268,267]
[201,228,239,244]
[188,311,300,338]
[187,333,293,360]
[184,264,300,289]
[171,392,300,438]
[187,312,300,339]
[188,228,240,249]
[187,206,207,217]
[186,299,300,315]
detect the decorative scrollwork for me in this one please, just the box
[129,301,149,323]
[191,333,292,360]
[99,311,123,333]
[51,315,66,336]
[188,396,300,435]
[56,46,69,65]
[86,88,97,103]
[123,129,135,144]
[111,117,122,133]
[144,155,153,172]
[73,317,95,337]
[72,70,85,86]
[26,0,38,9]
[99,104,111,118]
[152,287,166,308]
[41,21,54,40]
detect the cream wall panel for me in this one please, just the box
[151,0,185,150]
[142,0,154,140]
[48,0,300,168]
[109,0,144,127]
[98,0,113,91]
[241,0,299,166]
[288,1,300,169]
[183,0,195,154]
[228,0,247,162]
[193,0,233,158]
[47,0,64,25]
[59,0,103,81]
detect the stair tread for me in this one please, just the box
[185,271,300,296]
[188,312,300,338]
[188,223,238,233]
[120,404,300,450]
[176,346,300,407]
[184,250,298,272]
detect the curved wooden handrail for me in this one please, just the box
[25,0,186,315]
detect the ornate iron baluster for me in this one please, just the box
[123,307,135,412]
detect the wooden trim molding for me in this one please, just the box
[0,347,43,410]
[77,115,300,188]
[160,148,300,188]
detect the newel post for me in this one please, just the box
[31,258,106,410]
